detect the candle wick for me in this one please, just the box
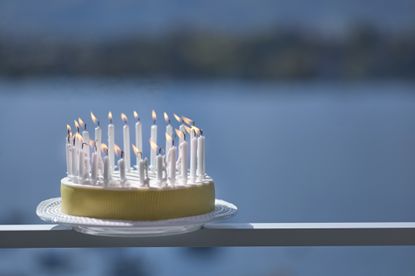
[97,121,100,127]
[121,150,124,159]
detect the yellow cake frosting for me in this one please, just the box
[60,178,215,221]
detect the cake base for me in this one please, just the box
[60,178,215,221]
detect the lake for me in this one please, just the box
[0,78,415,275]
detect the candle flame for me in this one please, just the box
[183,125,192,135]
[74,120,80,132]
[132,144,142,157]
[192,126,201,136]
[66,124,72,133]
[182,116,193,126]
[101,143,108,154]
[149,140,158,152]
[78,117,86,130]
[108,111,113,123]
[175,129,184,140]
[173,113,182,123]
[152,110,157,124]
[163,112,170,124]
[90,112,99,126]
[121,113,128,124]
[133,111,140,121]
[114,144,122,156]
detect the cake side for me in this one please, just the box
[61,180,215,221]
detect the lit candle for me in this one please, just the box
[65,125,73,176]
[156,148,164,183]
[150,110,157,171]
[107,111,115,172]
[182,115,194,140]
[115,144,126,185]
[167,140,176,185]
[79,143,87,182]
[101,143,110,186]
[121,113,131,171]
[71,136,78,179]
[173,113,185,145]
[91,151,98,183]
[189,128,198,179]
[78,117,89,144]
[90,112,102,157]
[133,111,142,168]
[140,157,149,187]
[132,144,143,185]
[176,129,188,183]
[164,112,173,154]
[197,129,206,178]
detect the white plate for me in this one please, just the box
[36,198,237,237]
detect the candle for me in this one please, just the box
[121,113,131,171]
[103,155,110,186]
[190,129,197,179]
[164,112,173,154]
[91,151,98,182]
[71,136,78,179]
[132,144,143,185]
[114,144,126,185]
[156,148,164,182]
[65,125,73,176]
[197,129,205,178]
[173,113,185,145]
[167,143,176,185]
[90,112,102,155]
[78,117,89,144]
[101,143,110,186]
[150,110,157,171]
[165,133,173,162]
[79,145,86,182]
[133,111,142,168]
[140,158,149,187]
[176,129,188,183]
[107,111,115,172]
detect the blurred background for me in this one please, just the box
[0,0,415,275]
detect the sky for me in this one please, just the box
[0,0,414,41]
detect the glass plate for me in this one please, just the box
[36,198,237,237]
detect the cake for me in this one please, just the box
[62,111,215,221]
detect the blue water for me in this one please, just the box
[0,78,415,275]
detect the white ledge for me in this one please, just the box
[1,222,415,248]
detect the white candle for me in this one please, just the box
[167,145,176,184]
[79,150,86,182]
[163,112,173,154]
[180,140,188,183]
[197,133,205,177]
[133,111,142,167]
[121,113,131,171]
[66,143,73,176]
[71,137,78,179]
[91,152,98,182]
[157,152,164,182]
[103,155,111,186]
[90,112,102,157]
[150,110,157,171]
[140,158,149,187]
[79,117,90,144]
[190,133,197,179]
[107,111,115,172]
[118,156,126,184]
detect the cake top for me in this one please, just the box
[65,110,207,189]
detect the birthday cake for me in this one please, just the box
[62,111,215,221]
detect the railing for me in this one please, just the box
[1,222,415,248]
